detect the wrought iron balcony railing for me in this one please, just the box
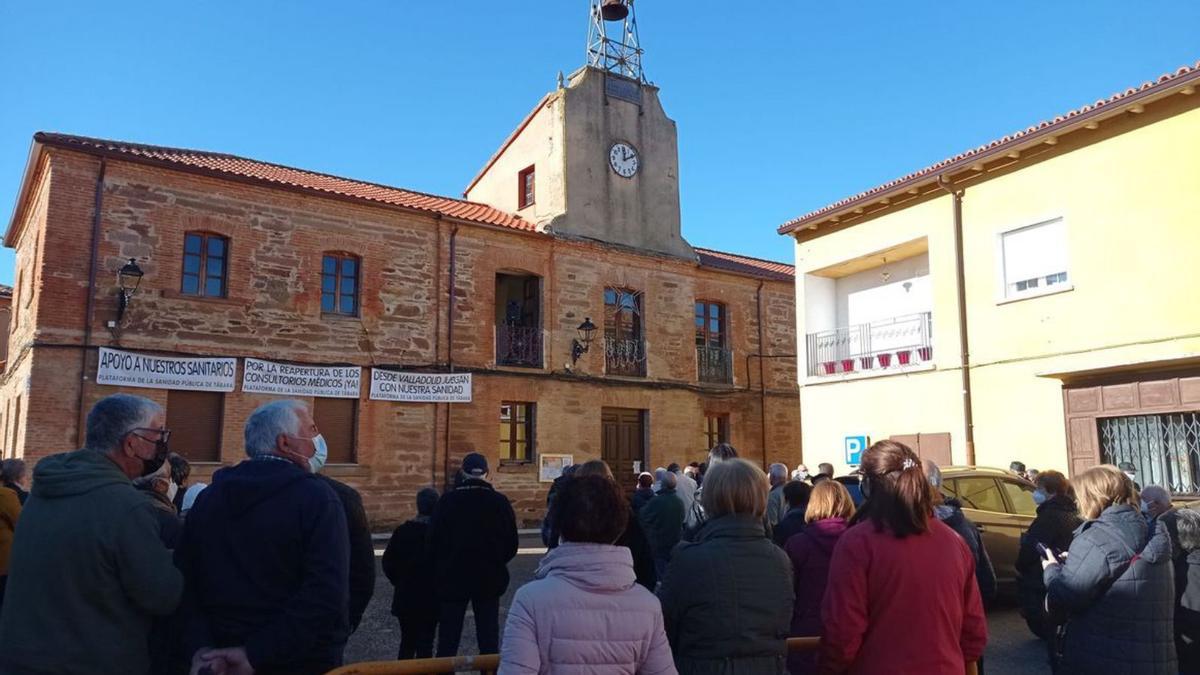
[805,311,933,377]
[496,325,543,368]
[605,336,646,377]
[697,345,733,384]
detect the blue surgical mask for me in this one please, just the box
[1140,499,1150,515]
[308,434,328,474]
[1033,489,1047,505]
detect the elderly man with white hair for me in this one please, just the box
[766,463,790,527]
[0,394,182,675]
[177,399,349,675]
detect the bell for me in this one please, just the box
[600,0,629,22]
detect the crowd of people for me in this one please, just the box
[0,392,1196,674]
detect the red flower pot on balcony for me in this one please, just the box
[877,353,893,368]
[918,346,933,361]
[860,355,875,370]
[896,350,912,365]
[822,361,837,375]
[841,359,856,372]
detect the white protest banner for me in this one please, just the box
[369,369,472,403]
[96,347,236,392]
[242,358,362,399]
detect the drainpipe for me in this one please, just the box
[756,281,768,469]
[937,176,976,466]
[443,223,459,487]
[76,158,106,447]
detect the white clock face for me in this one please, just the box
[609,142,639,178]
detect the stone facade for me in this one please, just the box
[1,139,799,528]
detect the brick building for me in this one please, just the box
[0,67,800,527]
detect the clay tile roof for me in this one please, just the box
[695,247,794,281]
[0,284,11,298]
[778,60,1200,234]
[34,132,537,232]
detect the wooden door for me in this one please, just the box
[602,407,646,490]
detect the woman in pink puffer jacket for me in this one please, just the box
[499,474,677,675]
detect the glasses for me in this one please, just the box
[129,427,172,444]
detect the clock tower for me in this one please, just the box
[463,0,693,260]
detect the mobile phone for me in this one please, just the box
[1036,542,1051,558]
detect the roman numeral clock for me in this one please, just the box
[609,141,640,178]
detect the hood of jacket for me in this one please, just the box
[534,542,636,592]
[805,517,848,555]
[208,458,312,519]
[31,449,130,500]
[1081,504,1167,562]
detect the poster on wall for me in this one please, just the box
[539,454,574,483]
[368,369,472,403]
[96,347,236,392]
[242,358,362,399]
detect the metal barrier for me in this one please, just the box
[326,637,978,674]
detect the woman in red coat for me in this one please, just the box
[818,440,987,674]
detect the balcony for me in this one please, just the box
[496,325,542,368]
[697,345,733,384]
[605,336,646,377]
[806,312,933,377]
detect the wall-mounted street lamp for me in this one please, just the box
[116,258,144,322]
[571,317,598,364]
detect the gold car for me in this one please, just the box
[937,466,1037,589]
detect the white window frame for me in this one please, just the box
[995,216,1073,304]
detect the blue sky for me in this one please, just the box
[1,1,1197,285]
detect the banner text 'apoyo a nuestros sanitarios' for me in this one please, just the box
[96,348,236,392]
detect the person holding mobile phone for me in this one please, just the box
[1042,465,1176,674]
[1016,471,1082,642]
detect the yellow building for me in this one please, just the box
[779,61,1200,488]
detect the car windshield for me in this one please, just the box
[1001,479,1038,516]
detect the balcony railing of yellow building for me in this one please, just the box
[325,638,980,675]
[696,345,733,384]
[806,311,933,377]
[495,325,542,368]
[605,336,646,377]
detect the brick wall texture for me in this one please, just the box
[1,148,801,528]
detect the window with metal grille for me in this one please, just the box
[518,165,535,209]
[182,232,229,297]
[604,288,645,377]
[695,301,731,383]
[703,413,729,451]
[166,390,223,463]
[1100,412,1200,495]
[313,397,357,464]
[499,402,534,462]
[321,254,360,316]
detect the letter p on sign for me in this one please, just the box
[845,436,868,466]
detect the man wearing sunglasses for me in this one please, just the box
[0,394,184,675]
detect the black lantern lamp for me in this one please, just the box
[116,258,144,321]
[571,317,598,364]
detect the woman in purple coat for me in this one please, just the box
[783,480,856,675]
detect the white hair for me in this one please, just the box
[768,463,789,482]
[244,400,306,458]
[85,394,163,454]
[660,471,678,490]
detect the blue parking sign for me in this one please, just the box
[845,436,869,466]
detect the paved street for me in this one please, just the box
[346,534,1050,671]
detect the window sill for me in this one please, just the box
[996,284,1074,306]
[321,313,362,322]
[803,362,936,386]
[161,289,246,306]
[499,460,535,470]
[696,379,736,389]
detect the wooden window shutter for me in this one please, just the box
[314,398,357,464]
[167,390,223,462]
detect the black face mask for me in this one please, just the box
[130,433,170,477]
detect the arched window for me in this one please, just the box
[182,232,228,297]
[321,253,360,316]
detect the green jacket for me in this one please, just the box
[0,449,183,675]
[658,514,794,675]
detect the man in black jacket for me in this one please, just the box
[176,400,349,675]
[382,487,440,659]
[431,453,518,657]
[925,461,997,606]
[772,480,812,547]
[318,474,375,632]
